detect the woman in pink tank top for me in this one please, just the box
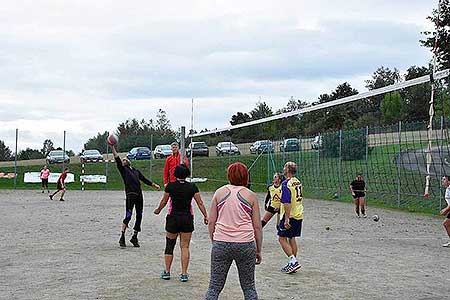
[205,162,262,300]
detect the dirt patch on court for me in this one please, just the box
[1,190,449,300]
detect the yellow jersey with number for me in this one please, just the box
[280,177,303,220]
[268,184,282,209]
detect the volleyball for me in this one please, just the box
[107,133,118,146]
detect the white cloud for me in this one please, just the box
[0,0,438,152]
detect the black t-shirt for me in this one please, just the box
[165,180,199,215]
[350,180,365,193]
[115,157,153,194]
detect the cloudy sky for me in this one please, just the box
[0,0,437,152]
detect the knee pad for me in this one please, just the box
[164,237,177,255]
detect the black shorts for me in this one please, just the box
[41,179,48,187]
[165,213,194,234]
[265,205,280,214]
[56,182,64,190]
[277,216,302,238]
[352,192,365,199]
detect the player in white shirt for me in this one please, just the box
[440,176,450,247]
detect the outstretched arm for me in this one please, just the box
[154,192,170,214]
[138,171,160,190]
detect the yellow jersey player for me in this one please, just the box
[261,173,285,228]
[278,162,303,274]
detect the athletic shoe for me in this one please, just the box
[442,242,450,247]
[130,235,140,247]
[42,190,44,193]
[161,271,170,280]
[281,263,290,272]
[362,213,367,218]
[59,198,64,201]
[119,235,126,248]
[355,213,360,218]
[179,274,189,282]
[49,195,53,200]
[284,261,301,274]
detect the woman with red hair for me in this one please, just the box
[205,162,262,300]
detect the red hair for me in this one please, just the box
[227,162,249,186]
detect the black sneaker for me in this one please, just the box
[119,235,126,248]
[42,190,44,193]
[130,235,140,247]
[59,198,64,201]
[49,195,53,200]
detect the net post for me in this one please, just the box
[180,126,186,164]
[338,129,342,200]
[397,121,402,207]
[14,128,18,190]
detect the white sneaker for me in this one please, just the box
[362,213,367,218]
[356,213,360,218]
[443,242,450,248]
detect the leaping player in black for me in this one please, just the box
[110,143,161,247]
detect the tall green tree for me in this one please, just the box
[0,140,12,161]
[402,66,432,122]
[381,91,404,124]
[41,139,54,156]
[18,148,44,160]
[83,131,109,153]
[421,0,450,72]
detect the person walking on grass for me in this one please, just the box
[154,164,208,282]
[49,166,69,201]
[277,162,303,274]
[40,165,50,193]
[205,162,262,300]
[350,174,367,218]
[110,143,160,248]
[440,175,450,248]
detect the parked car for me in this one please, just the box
[127,147,152,160]
[216,142,240,156]
[250,140,274,154]
[311,135,322,150]
[80,149,103,163]
[46,150,70,164]
[280,138,300,152]
[187,142,209,157]
[154,144,172,159]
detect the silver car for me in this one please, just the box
[46,150,70,164]
[80,149,103,163]
[216,142,240,156]
[154,145,172,159]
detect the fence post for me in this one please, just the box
[14,128,18,190]
[338,130,343,200]
[105,140,109,190]
[440,116,444,209]
[62,130,66,172]
[397,121,402,208]
[150,134,153,180]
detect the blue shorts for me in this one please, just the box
[277,217,302,238]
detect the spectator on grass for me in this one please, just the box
[205,162,262,300]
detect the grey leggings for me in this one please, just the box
[205,241,258,300]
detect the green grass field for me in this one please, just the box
[0,143,444,214]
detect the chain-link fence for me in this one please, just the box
[189,117,450,212]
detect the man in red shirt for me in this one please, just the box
[49,166,69,201]
[164,142,189,187]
